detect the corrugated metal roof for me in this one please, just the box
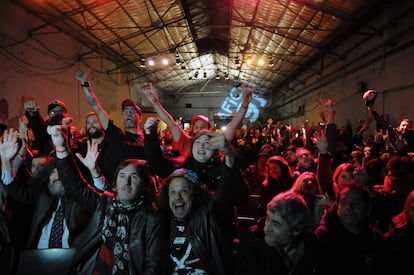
[12,0,384,103]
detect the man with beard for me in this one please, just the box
[0,128,91,249]
[76,71,146,183]
[76,112,111,187]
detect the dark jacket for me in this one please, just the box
[166,165,237,274]
[104,120,146,178]
[55,155,169,275]
[386,222,414,274]
[235,218,320,275]
[315,203,390,275]
[2,162,91,248]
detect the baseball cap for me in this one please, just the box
[121,99,141,115]
[191,115,211,129]
[166,168,199,186]
[47,99,67,114]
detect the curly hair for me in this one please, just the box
[158,169,211,217]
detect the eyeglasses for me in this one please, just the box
[48,108,65,117]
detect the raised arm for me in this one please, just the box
[75,140,106,191]
[143,117,176,178]
[143,82,185,143]
[0,129,19,173]
[223,82,254,142]
[23,99,51,155]
[49,124,102,213]
[0,129,19,211]
[208,131,237,168]
[76,71,110,130]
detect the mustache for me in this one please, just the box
[48,180,65,197]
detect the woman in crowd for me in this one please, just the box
[290,171,332,229]
[258,155,293,218]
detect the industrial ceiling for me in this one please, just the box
[11,0,389,110]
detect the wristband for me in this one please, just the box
[81,82,90,87]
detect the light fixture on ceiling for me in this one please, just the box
[175,52,181,64]
[194,71,199,78]
[161,58,169,65]
[203,71,207,78]
[235,57,241,67]
[246,56,253,65]
[223,71,229,80]
[140,58,146,68]
[143,53,175,70]
[268,58,275,67]
[257,58,265,66]
[215,70,220,80]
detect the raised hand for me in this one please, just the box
[207,132,233,155]
[241,81,255,106]
[75,140,100,172]
[76,70,89,83]
[18,116,29,141]
[0,129,19,162]
[319,98,335,123]
[24,100,39,113]
[142,82,159,105]
[47,125,68,151]
[312,129,328,154]
[143,117,160,134]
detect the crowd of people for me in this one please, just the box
[0,74,414,274]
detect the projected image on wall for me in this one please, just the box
[217,86,267,123]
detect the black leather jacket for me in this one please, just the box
[167,164,237,274]
[2,162,91,248]
[55,155,170,275]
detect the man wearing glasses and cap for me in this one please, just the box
[24,98,82,156]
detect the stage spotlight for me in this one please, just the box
[162,58,169,65]
[258,58,265,66]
